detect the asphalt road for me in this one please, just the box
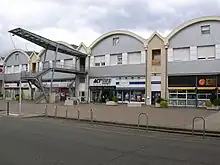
[0,117,219,165]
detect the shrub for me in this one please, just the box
[160,100,168,108]
[213,99,220,106]
[111,97,118,102]
[205,100,212,107]
[156,98,165,104]
[15,95,19,101]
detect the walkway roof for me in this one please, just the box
[8,28,87,58]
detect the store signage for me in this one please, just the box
[119,80,129,86]
[93,78,111,85]
[90,78,116,86]
[198,78,216,86]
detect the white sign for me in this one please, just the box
[119,80,129,86]
[90,78,116,86]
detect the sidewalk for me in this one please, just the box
[1,100,219,132]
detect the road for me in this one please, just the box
[0,117,219,165]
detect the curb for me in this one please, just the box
[37,115,220,138]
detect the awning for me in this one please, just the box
[8,28,87,58]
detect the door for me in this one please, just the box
[32,63,36,73]
[151,91,161,105]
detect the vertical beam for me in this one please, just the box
[50,46,58,94]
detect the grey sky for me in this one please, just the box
[0,0,219,55]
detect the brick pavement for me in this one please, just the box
[0,100,219,131]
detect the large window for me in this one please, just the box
[127,51,141,64]
[110,53,122,65]
[14,65,20,73]
[94,55,105,67]
[173,47,190,61]
[168,76,196,87]
[197,45,215,60]
[168,90,196,107]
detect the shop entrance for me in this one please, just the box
[151,91,161,105]
[90,86,116,103]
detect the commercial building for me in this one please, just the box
[3,49,37,100]
[166,16,220,107]
[88,30,146,103]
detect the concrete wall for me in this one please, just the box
[91,34,145,55]
[169,21,220,48]
[5,51,28,66]
[90,33,145,77]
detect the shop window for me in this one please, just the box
[152,49,161,65]
[117,54,122,64]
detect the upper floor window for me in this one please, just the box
[197,45,215,60]
[113,37,119,46]
[201,25,210,34]
[127,51,141,64]
[15,53,19,60]
[94,55,105,67]
[110,53,122,65]
[152,49,161,65]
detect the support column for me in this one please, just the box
[75,75,80,99]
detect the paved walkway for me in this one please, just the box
[0,100,219,131]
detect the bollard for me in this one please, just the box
[90,109,93,124]
[65,107,68,120]
[44,105,48,117]
[54,105,57,118]
[77,108,80,121]
[6,101,9,116]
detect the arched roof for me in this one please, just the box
[166,16,220,43]
[4,49,29,63]
[89,30,146,49]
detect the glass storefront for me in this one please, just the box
[116,89,145,104]
[168,89,217,107]
[168,90,196,107]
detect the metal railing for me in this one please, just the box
[138,113,148,132]
[90,109,93,124]
[192,117,206,138]
[77,108,80,120]
[54,105,58,118]
[44,105,48,117]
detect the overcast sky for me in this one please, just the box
[0,0,219,55]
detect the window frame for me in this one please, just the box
[201,25,210,35]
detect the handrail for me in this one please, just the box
[138,113,148,132]
[192,117,206,139]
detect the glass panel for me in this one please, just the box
[178,94,186,98]
[187,94,196,99]
[177,100,186,106]
[197,94,207,99]
[186,99,196,106]
[169,94,178,98]
[116,91,123,102]
[177,90,186,93]
[123,91,130,102]
[169,100,178,106]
